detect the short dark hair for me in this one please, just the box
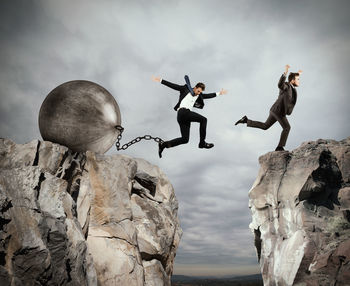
[288,73,299,82]
[195,82,205,91]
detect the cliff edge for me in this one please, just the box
[0,139,182,286]
[249,137,350,286]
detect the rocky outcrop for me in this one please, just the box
[249,137,350,286]
[0,139,182,285]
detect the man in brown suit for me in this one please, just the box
[235,65,302,151]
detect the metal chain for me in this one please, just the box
[115,125,164,151]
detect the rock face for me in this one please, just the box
[249,137,350,286]
[0,139,182,286]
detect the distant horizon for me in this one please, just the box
[173,262,261,277]
[172,273,262,278]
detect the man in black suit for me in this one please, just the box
[235,65,302,151]
[152,75,227,158]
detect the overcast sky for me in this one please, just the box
[1,0,349,277]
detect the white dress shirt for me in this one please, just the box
[178,93,199,111]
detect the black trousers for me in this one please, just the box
[247,111,291,147]
[165,108,207,148]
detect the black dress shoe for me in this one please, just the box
[198,142,214,149]
[235,115,248,125]
[158,142,166,158]
[275,146,285,151]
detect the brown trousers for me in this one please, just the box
[247,111,291,147]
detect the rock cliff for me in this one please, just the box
[0,139,182,286]
[249,137,350,286]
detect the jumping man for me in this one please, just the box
[235,65,302,151]
[152,75,227,158]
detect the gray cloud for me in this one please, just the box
[1,0,349,277]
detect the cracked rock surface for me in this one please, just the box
[0,139,182,286]
[249,137,350,286]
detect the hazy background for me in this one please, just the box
[1,0,349,277]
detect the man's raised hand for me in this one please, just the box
[151,76,161,82]
[298,69,303,74]
[284,64,290,75]
[219,88,228,95]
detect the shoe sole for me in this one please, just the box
[235,116,247,125]
[198,145,214,149]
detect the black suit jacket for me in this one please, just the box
[270,74,298,117]
[161,79,217,111]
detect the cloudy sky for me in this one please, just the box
[1,0,349,277]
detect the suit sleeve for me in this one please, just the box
[201,92,217,99]
[161,79,184,91]
[278,74,288,91]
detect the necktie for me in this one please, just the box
[184,75,195,96]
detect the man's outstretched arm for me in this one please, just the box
[202,88,228,99]
[151,75,183,91]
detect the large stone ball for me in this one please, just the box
[39,80,121,154]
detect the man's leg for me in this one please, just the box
[272,113,290,148]
[247,113,276,130]
[158,121,190,158]
[158,110,191,158]
[186,110,214,148]
[166,122,191,147]
[186,111,207,144]
[164,109,191,148]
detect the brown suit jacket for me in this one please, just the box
[270,74,297,117]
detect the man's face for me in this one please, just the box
[193,87,203,95]
[291,76,300,87]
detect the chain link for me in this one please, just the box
[115,125,164,151]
